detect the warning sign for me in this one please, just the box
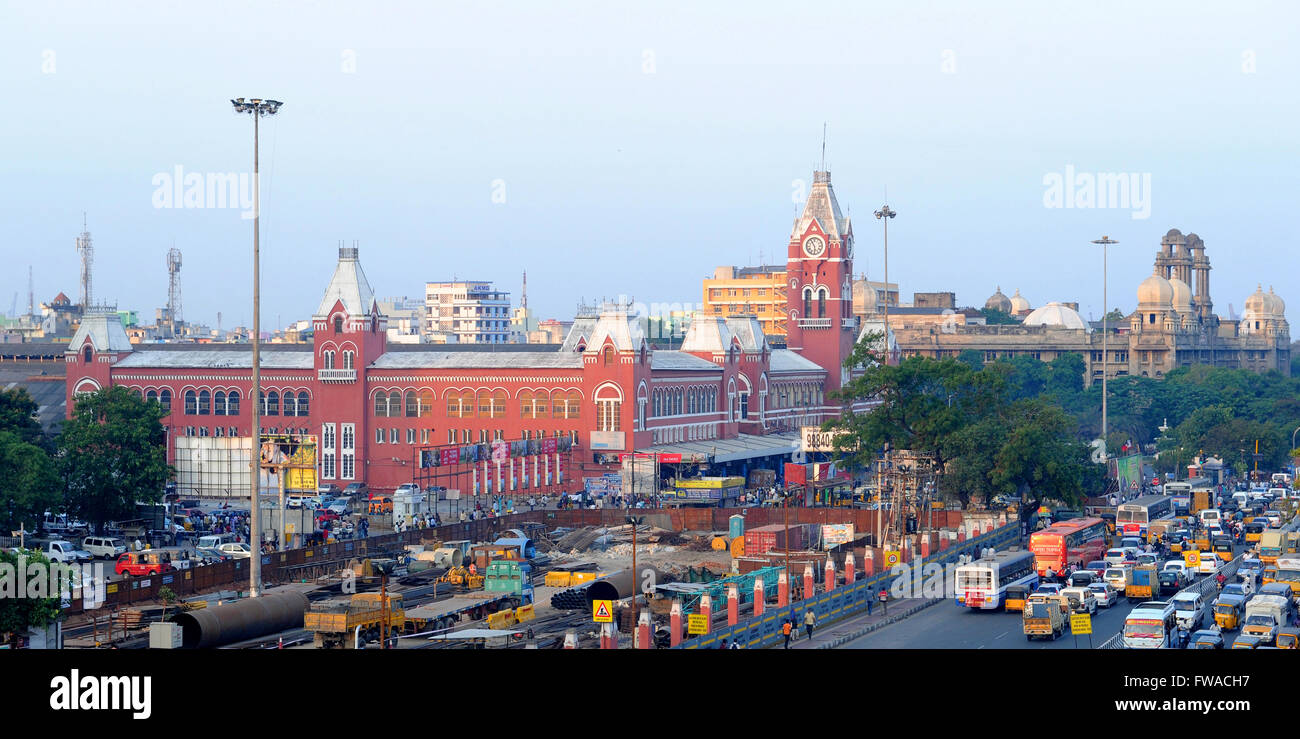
[688,614,707,635]
[1070,613,1092,635]
[1183,550,1201,568]
[592,599,614,623]
[884,551,901,568]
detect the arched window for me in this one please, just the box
[375,391,389,417]
[334,316,343,333]
[519,391,534,418]
[296,391,309,417]
[448,391,471,419]
[130,388,142,398]
[418,390,434,417]
[159,389,172,414]
[477,390,492,418]
[344,351,355,370]
[146,389,158,404]
[553,392,566,419]
[197,390,210,415]
[566,391,581,419]
[534,390,549,419]
[405,391,419,417]
[214,391,227,416]
[491,390,507,419]
[228,390,240,415]
[595,386,622,432]
[818,288,827,318]
[264,390,280,416]
[603,346,616,366]
[83,345,92,363]
[387,390,401,417]
[323,350,335,369]
[803,288,811,318]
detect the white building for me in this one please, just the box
[424,281,512,344]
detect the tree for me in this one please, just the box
[0,431,60,534]
[0,388,45,447]
[992,400,1103,522]
[1103,309,1125,323]
[57,386,172,534]
[0,549,62,646]
[980,307,1018,325]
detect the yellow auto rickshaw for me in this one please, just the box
[1245,521,1266,544]
[1193,530,1211,551]
[1213,593,1246,630]
[1277,627,1300,649]
[1004,584,1029,613]
[1213,537,1234,563]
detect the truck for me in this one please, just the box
[1191,490,1213,517]
[41,540,93,564]
[305,592,408,649]
[1260,531,1286,564]
[1023,594,1069,640]
[1241,594,1290,644]
[1127,564,1158,601]
[405,560,537,633]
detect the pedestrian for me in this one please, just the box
[782,618,793,649]
[803,609,816,640]
[719,638,728,650]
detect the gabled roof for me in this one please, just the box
[315,247,377,318]
[724,316,768,353]
[559,316,598,352]
[791,170,851,242]
[65,312,132,353]
[585,306,645,353]
[680,315,731,353]
[650,351,724,372]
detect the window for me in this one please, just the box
[803,288,811,317]
[818,289,827,318]
[228,426,237,437]
[214,426,224,437]
[262,390,279,416]
[603,346,616,366]
[341,423,354,480]
[160,389,171,413]
[448,429,456,444]
[184,390,198,415]
[228,390,240,415]
[334,315,343,333]
[296,391,309,416]
[740,392,749,419]
[596,387,622,432]
[405,391,419,417]
[419,390,434,417]
[421,429,429,445]
[390,428,399,444]
[323,350,335,369]
[83,345,93,363]
[214,391,227,416]
[376,429,384,444]
[146,389,158,405]
[198,426,209,437]
[185,426,195,437]
[375,391,390,417]
[341,454,354,480]
[344,351,354,370]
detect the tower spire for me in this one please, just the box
[820,122,827,171]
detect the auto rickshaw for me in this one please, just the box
[1277,627,1300,649]
[1213,593,1246,630]
[1169,531,1190,554]
[1213,537,1234,563]
[1245,521,1266,544]
[1004,584,1029,613]
[1287,532,1300,555]
[1193,529,1211,551]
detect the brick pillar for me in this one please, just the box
[753,577,765,617]
[700,594,713,634]
[803,563,814,599]
[845,553,855,585]
[824,557,836,592]
[920,536,931,558]
[600,622,617,649]
[727,586,738,626]
[778,568,789,607]
[670,599,682,647]
[863,549,876,575]
[636,610,652,649]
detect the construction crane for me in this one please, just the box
[75,215,93,310]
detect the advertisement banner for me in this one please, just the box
[440,447,460,467]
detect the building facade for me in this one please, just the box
[423,281,512,344]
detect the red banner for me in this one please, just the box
[440,448,460,466]
[542,438,558,454]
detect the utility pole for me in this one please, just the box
[231,97,283,597]
[1092,236,1118,458]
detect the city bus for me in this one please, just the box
[1268,556,1300,597]
[955,550,1038,610]
[1116,495,1176,539]
[1029,517,1109,578]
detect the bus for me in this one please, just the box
[1029,518,1109,578]
[1116,495,1176,539]
[955,550,1038,610]
[1269,556,1300,597]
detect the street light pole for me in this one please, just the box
[1092,236,1118,460]
[874,205,896,364]
[232,97,282,597]
[626,514,644,644]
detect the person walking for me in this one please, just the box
[782,618,794,649]
[803,609,816,640]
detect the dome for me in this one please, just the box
[1137,273,1173,307]
[1022,301,1088,330]
[984,286,1012,313]
[1243,284,1267,316]
[1009,288,1031,315]
[1168,277,1193,313]
[1266,286,1285,317]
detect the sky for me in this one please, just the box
[1,1,1296,331]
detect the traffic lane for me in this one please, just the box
[839,596,1131,649]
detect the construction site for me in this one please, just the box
[57,503,1014,650]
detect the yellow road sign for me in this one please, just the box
[884,551,901,568]
[1183,550,1201,568]
[592,599,614,623]
[687,614,707,635]
[1070,613,1092,635]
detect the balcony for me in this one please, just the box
[796,317,832,328]
[317,368,357,383]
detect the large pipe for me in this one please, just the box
[585,567,661,603]
[173,591,309,648]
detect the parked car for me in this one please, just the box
[1089,582,1118,608]
[317,484,342,496]
[395,483,421,495]
[343,482,370,499]
[80,536,127,560]
[327,498,351,515]
[216,542,251,559]
[42,540,93,564]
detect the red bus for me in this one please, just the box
[1029,517,1108,578]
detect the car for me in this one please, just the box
[1085,560,1108,578]
[1162,560,1190,579]
[343,482,369,498]
[216,542,251,559]
[1088,582,1118,608]
[1158,569,1185,594]
[317,484,342,496]
[368,496,394,515]
[1231,634,1265,649]
[1222,582,1250,598]
[1135,553,1159,567]
[1104,565,1132,593]
[1190,629,1225,649]
[1120,536,1144,551]
[42,540,94,564]
[1061,586,1098,615]
[395,483,422,495]
[1104,548,1129,567]
[327,498,351,515]
[1067,571,1097,588]
[194,547,231,563]
[80,536,127,560]
[1033,583,1064,597]
[315,510,341,525]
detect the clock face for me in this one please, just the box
[803,236,826,258]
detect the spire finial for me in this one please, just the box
[820,122,826,171]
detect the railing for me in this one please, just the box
[796,318,832,328]
[317,369,357,382]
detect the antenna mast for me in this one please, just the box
[27,266,33,316]
[75,214,93,310]
[167,246,184,325]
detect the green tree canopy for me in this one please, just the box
[0,549,62,644]
[0,431,60,534]
[57,386,172,534]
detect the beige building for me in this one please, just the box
[892,228,1290,384]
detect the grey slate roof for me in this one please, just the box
[316,248,377,317]
[768,349,825,374]
[650,351,723,372]
[370,352,583,370]
[65,312,132,353]
[113,350,314,369]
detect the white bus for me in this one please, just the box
[1116,495,1176,539]
[1123,601,1176,649]
[955,550,1038,610]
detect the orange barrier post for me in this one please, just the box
[753,577,765,617]
[778,568,789,607]
[670,599,683,647]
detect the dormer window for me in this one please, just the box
[603,346,616,366]
[334,316,343,334]
[83,345,92,363]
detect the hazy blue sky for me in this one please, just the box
[1,1,1296,331]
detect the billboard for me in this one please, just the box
[801,426,855,453]
[259,434,318,492]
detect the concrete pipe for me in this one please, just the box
[586,567,661,603]
[432,547,464,568]
[172,591,309,648]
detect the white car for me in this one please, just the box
[80,536,127,560]
[1088,582,1118,608]
[395,483,422,495]
[1104,565,1132,594]
[1162,560,1190,580]
[216,542,251,559]
[1061,586,1098,615]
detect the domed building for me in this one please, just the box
[1009,289,1031,317]
[887,227,1289,384]
[984,287,1012,314]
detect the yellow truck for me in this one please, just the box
[1260,531,1286,565]
[305,592,406,649]
[1023,594,1069,640]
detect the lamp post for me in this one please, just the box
[231,97,283,597]
[626,514,645,640]
[874,205,896,364]
[1092,236,1118,460]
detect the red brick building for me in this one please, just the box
[65,171,869,497]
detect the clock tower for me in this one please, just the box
[785,170,857,392]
